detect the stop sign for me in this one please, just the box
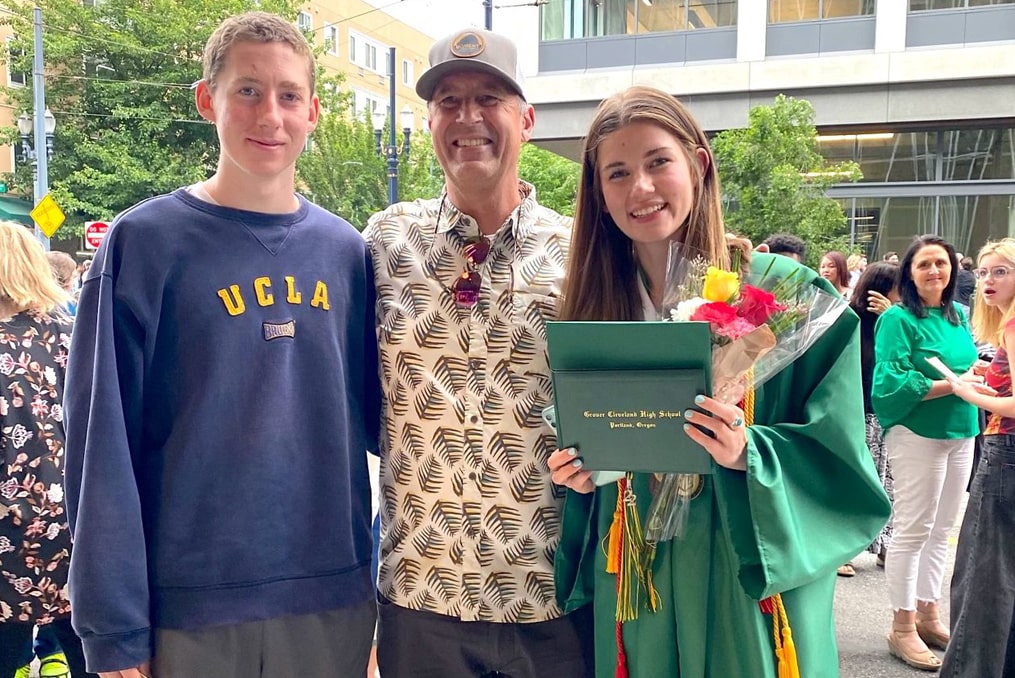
[84,221,109,250]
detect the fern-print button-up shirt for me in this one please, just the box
[364,182,571,623]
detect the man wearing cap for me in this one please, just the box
[363,28,593,678]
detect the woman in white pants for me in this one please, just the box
[872,235,985,671]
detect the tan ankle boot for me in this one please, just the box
[887,622,942,671]
[915,611,950,651]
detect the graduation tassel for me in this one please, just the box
[776,594,800,678]
[611,477,631,678]
[622,481,660,615]
[605,489,624,575]
[616,475,637,622]
[605,473,665,677]
[760,593,799,678]
[745,374,798,677]
[615,618,629,678]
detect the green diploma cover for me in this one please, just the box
[546,321,714,475]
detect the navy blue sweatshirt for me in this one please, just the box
[63,190,380,672]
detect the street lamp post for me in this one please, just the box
[370,47,415,206]
[21,6,54,249]
[371,106,414,206]
[16,106,56,245]
[371,110,385,158]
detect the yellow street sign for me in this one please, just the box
[30,193,66,238]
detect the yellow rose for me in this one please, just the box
[702,266,740,302]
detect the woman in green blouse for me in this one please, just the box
[872,234,987,671]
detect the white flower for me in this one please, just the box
[0,397,6,417]
[0,479,18,500]
[9,424,32,449]
[0,536,13,554]
[44,366,56,385]
[0,353,13,376]
[670,297,709,322]
[45,522,61,540]
[50,404,63,423]
[11,577,32,594]
[47,484,63,505]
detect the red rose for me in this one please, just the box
[690,301,739,327]
[737,285,786,326]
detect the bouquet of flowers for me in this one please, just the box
[645,242,848,542]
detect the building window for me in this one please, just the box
[541,0,737,40]
[823,126,1015,260]
[349,30,386,75]
[402,59,413,86]
[911,0,1014,8]
[324,24,338,55]
[639,0,737,33]
[351,88,387,121]
[297,11,312,32]
[769,0,876,22]
[5,38,26,88]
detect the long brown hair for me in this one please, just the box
[560,86,729,321]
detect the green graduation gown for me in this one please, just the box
[554,253,891,678]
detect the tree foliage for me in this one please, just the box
[1,0,580,240]
[712,94,862,266]
[297,106,580,228]
[518,143,579,217]
[297,101,388,231]
[0,0,297,241]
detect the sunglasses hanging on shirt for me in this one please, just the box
[451,237,492,307]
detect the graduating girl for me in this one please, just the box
[548,86,890,677]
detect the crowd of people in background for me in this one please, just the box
[762,229,1011,674]
[2,9,1012,678]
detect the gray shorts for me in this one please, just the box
[152,599,376,678]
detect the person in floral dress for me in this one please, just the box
[0,221,90,678]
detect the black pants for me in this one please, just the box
[377,596,594,678]
[0,619,96,678]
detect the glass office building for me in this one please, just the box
[521,1,1015,257]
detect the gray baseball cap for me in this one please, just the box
[415,28,525,101]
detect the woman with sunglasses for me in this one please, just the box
[872,234,984,671]
[940,239,1015,677]
[547,86,890,677]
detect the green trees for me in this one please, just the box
[518,143,579,217]
[712,94,862,266]
[3,5,844,252]
[296,100,389,231]
[297,106,579,229]
[1,0,297,240]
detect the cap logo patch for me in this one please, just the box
[450,32,485,58]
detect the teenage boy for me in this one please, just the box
[64,12,378,678]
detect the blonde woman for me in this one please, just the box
[847,252,868,295]
[943,238,1015,677]
[0,222,88,677]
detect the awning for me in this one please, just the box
[0,195,34,226]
